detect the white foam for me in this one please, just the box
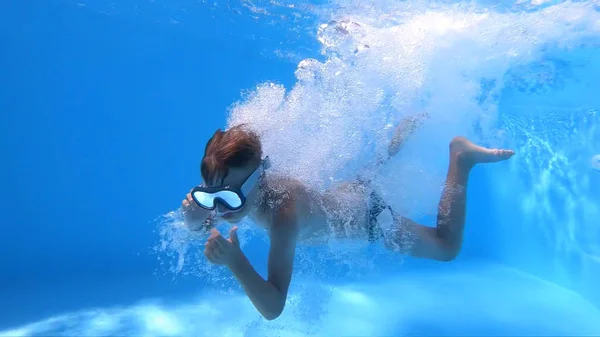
[225,1,600,219]
[156,0,600,283]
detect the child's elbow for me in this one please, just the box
[262,312,281,321]
[262,303,285,320]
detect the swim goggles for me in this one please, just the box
[191,157,270,212]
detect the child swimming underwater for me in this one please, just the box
[181,116,514,320]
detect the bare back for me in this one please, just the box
[250,175,371,244]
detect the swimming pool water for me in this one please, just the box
[2,0,600,336]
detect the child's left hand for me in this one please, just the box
[204,227,242,266]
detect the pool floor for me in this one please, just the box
[1,261,598,336]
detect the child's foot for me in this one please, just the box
[388,112,430,157]
[450,136,514,167]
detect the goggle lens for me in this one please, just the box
[192,190,244,210]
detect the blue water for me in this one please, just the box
[2,0,600,336]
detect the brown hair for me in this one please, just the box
[201,124,262,184]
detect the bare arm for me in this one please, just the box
[227,204,298,320]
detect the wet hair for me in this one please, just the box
[201,124,262,185]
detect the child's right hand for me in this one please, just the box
[182,189,213,231]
